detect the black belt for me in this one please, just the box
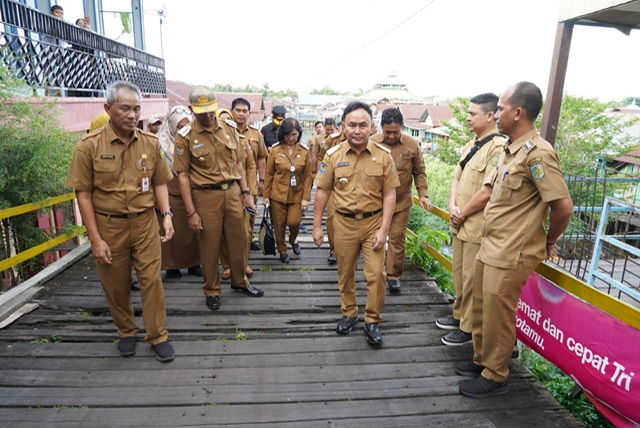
[200,181,236,190]
[337,209,382,220]
[95,208,149,219]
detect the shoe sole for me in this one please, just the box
[442,337,473,346]
[365,336,382,346]
[156,354,175,362]
[435,321,460,330]
[119,349,136,357]
[230,286,264,297]
[459,383,510,398]
[454,367,484,377]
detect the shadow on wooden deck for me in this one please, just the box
[0,229,581,427]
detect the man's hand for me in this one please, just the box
[92,238,112,265]
[420,196,433,212]
[161,216,174,242]
[188,212,203,233]
[450,206,463,229]
[313,226,324,248]
[546,242,559,259]
[301,199,310,211]
[372,229,387,251]
[243,193,256,211]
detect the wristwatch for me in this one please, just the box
[242,189,251,195]
[161,211,173,218]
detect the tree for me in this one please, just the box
[436,97,472,165]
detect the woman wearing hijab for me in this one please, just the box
[157,105,202,278]
[263,118,312,264]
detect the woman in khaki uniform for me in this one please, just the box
[157,105,202,278]
[263,118,312,264]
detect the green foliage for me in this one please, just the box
[520,347,613,428]
[554,95,637,174]
[0,64,78,284]
[234,329,247,340]
[436,97,473,165]
[260,265,272,272]
[310,87,348,96]
[31,336,61,343]
[405,227,453,295]
[211,83,298,100]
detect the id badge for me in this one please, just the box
[290,173,297,187]
[141,172,150,192]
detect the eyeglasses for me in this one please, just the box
[169,107,192,118]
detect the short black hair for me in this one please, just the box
[510,82,543,121]
[470,93,499,114]
[324,118,336,127]
[314,121,323,127]
[277,118,303,143]
[51,5,63,13]
[380,108,403,127]
[341,101,372,122]
[231,97,251,110]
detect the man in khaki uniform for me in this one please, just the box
[457,82,573,398]
[232,97,268,252]
[66,81,175,362]
[313,118,345,264]
[307,121,325,160]
[174,86,264,312]
[370,108,431,295]
[436,93,505,346]
[313,101,399,346]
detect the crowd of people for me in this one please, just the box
[66,80,572,400]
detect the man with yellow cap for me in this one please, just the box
[174,86,264,311]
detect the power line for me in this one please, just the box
[307,0,438,85]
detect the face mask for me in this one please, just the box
[273,117,284,126]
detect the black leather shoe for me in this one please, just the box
[187,265,203,277]
[364,323,382,346]
[206,295,221,310]
[230,284,264,297]
[250,241,261,251]
[280,253,290,264]
[292,243,301,255]
[130,280,140,292]
[388,279,401,294]
[117,336,137,357]
[166,269,182,279]
[336,316,358,335]
[327,252,337,265]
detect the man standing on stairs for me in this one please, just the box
[370,108,431,296]
[313,101,399,347]
[435,93,505,346]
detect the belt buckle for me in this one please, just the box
[355,213,364,220]
[221,183,229,190]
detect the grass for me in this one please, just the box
[31,336,61,344]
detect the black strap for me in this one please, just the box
[459,134,500,171]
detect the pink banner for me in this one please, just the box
[517,273,640,427]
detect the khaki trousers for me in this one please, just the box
[220,209,251,270]
[471,258,532,383]
[270,200,301,255]
[334,212,386,324]
[452,235,480,333]
[385,207,411,280]
[193,186,249,296]
[326,197,335,254]
[95,209,168,345]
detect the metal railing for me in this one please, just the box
[0,192,85,284]
[0,0,165,96]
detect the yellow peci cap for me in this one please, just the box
[189,85,218,114]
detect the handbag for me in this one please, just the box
[259,205,277,256]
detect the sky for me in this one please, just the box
[107,0,640,102]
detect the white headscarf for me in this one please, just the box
[157,105,192,169]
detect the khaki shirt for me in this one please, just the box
[315,131,345,166]
[370,133,429,212]
[452,130,505,243]
[263,142,312,203]
[241,136,258,196]
[480,130,570,270]
[239,125,268,164]
[66,124,172,214]
[173,117,246,188]
[315,140,400,214]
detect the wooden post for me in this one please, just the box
[541,21,574,146]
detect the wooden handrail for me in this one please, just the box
[0,192,76,220]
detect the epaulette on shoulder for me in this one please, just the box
[493,134,507,146]
[138,129,158,139]
[330,131,341,139]
[326,144,341,156]
[223,118,237,128]
[374,142,391,154]
[298,144,308,151]
[249,124,260,131]
[272,142,281,148]
[178,124,192,137]
[523,139,537,154]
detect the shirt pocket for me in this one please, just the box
[494,176,522,204]
[469,162,487,185]
[192,148,212,169]
[396,152,414,171]
[364,163,383,192]
[93,159,118,189]
[334,166,354,190]
[224,139,238,164]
